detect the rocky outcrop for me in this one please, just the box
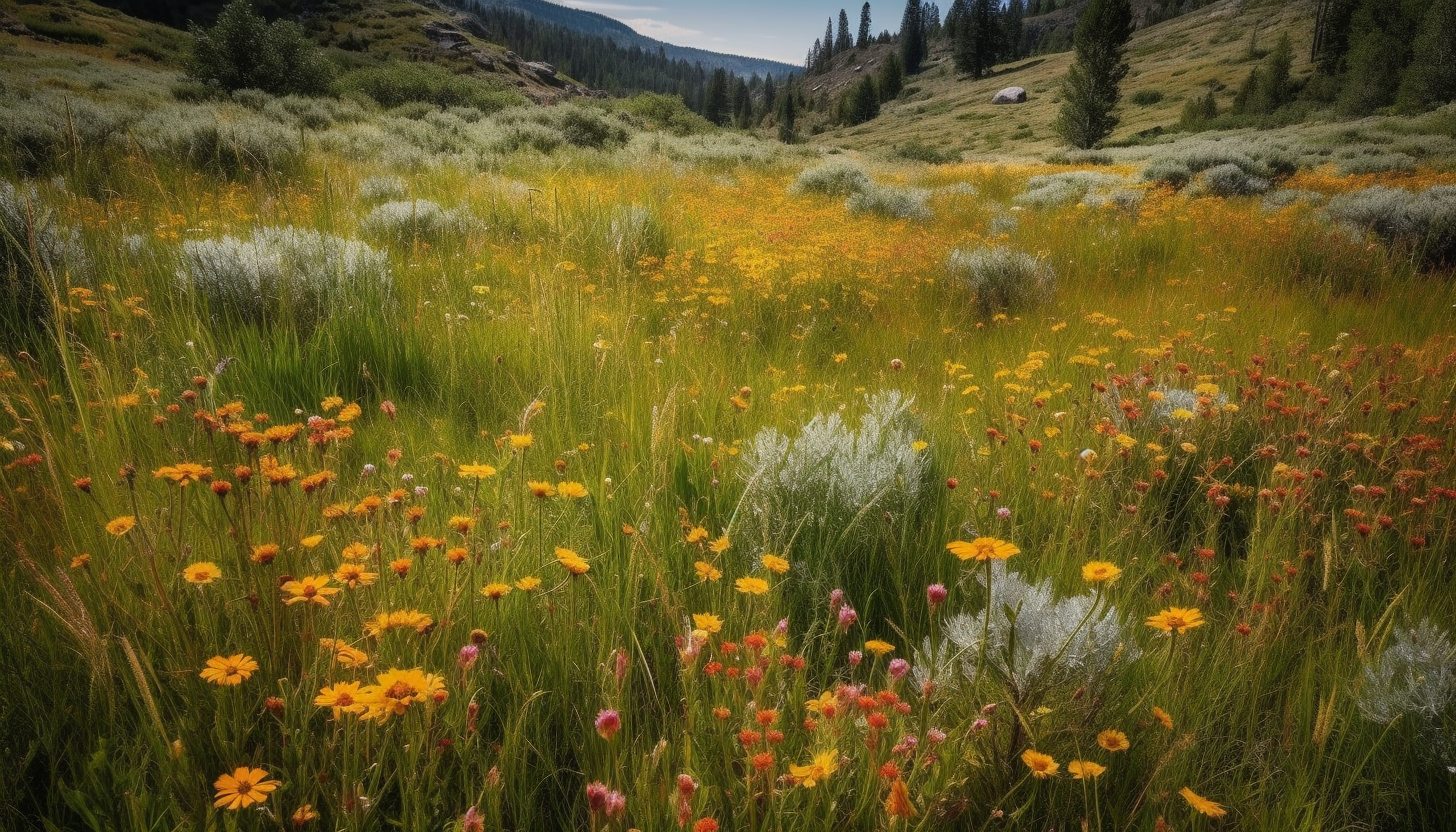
[419,21,601,102]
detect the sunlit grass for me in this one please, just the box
[4,67,1456,832]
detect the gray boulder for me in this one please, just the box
[992,87,1027,104]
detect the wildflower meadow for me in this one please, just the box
[5,45,1456,832]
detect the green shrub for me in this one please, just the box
[1130,89,1164,106]
[18,17,107,46]
[615,94,713,136]
[187,0,333,96]
[892,141,959,164]
[556,106,630,150]
[338,63,524,113]
[1194,163,1270,197]
[1140,158,1193,188]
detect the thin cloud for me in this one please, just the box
[558,1,662,11]
[620,17,704,39]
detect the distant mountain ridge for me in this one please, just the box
[454,0,798,77]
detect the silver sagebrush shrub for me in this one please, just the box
[357,176,408,203]
[1326,185,1456,268]
[360,199,473,245]
[916,562,1139,691]
[740,390,930,541]
[179,226,389,323]
[1014,171,1126,208]
[846,184,932,220]
[136,106,303,177]
[1195,164,1271,198]
[1357,620,1456,725]
[947,246,1054,315]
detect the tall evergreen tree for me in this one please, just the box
[778,86,798,142]
[825,18,837,58]
[730,77,751,126]
[879,51,905,100]
[924,2,943,38]
[1311,0,1361,73]
[899,0,926,73]
[1336,0,1416,115]
[762,73,778,119]
[837,9,854,53]
[1002,0,1025,61]
[945,0,967,33]
[843,74,881,124]
[1396,0,1456,111]
[1233,32,1294,115]
[703,68,730,125]
[953,0,998,78]
[1054,0,1133,148]
[858,3,873,47]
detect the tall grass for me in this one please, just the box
[3,55,1456,832]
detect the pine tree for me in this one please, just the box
[762,74,778,119]
[843,74,882,124]
[1179,88,1218,129]
[1311,0,1361,74]
[900,0,926,74]
[1396,0,1456,112]
[858,3,873,47]
[946,0,966,37]
[1054,0,1133,148]
[704,68,730,125]
[731,77,751,127]
[953,0,997,78]
[1002,0,1025,61]
[837,10,854,53]
[924,2,942,38]
[879,51,905,100]
[1336,0,1415,115]
[825,18,837,58]
[778,89,797,142]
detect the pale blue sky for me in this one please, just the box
[553,0,898,65]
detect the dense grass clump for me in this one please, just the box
[789,159,873,197]
[0,182,90,336]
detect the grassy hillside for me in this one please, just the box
[811,0,1319,158]
[0,0,598,103]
